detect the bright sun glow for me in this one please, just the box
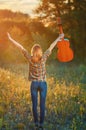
[0,0,40,16]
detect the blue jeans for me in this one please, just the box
[30,81,47,126]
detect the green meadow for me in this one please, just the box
[0,63,86,130]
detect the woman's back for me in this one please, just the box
[28,49,51,81]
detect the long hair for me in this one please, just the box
[31,44,42,63]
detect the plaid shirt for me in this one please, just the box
[23,49,51,81]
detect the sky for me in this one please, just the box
[0,0,40,16]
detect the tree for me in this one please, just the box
[35,0,86,62]
[35,0,86,22]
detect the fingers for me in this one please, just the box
[7,32,11,38]
[7,32,9,36]
[7,32,9,35]
[58,33,64,41]
[59,33,64,38]
[59,39,62,41]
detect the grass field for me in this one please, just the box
[0,62,86,130]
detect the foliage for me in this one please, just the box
[35,0,86,62]
[0,63,86,129]
[0,9,57,63]
[0,67,31,130]
[0,8,86,63]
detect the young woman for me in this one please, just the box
[7,32,64,130]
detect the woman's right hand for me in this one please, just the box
[58,33,64,41]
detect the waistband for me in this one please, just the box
[31,80,46,82]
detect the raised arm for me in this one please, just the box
[48,33,64,52]
[7,32,30,60]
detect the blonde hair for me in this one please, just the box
[31,44,42,63]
